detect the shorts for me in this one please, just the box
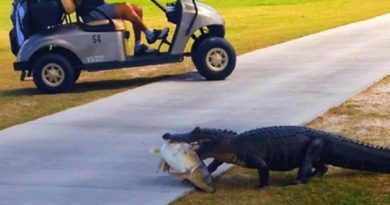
[82,3,119,23]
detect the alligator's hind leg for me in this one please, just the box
[291,139,325,185]
[311,162,328,177]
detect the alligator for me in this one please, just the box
[162,126,390,187]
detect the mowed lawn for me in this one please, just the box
[0,0,390,131]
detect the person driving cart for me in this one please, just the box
[74,0,169,55]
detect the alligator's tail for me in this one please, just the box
[324,136,390,173]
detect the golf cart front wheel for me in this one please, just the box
[32,53,75,93]
[193,37,236,80]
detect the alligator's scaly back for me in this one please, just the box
[199,128,239,139]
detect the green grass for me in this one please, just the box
[1,0,390,131]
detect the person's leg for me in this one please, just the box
[114,3,169,45]
[113,3,153,54]
[116,3,148,42]
[128,4,148,53]
[130,4,143,43]
[115,3,148,32]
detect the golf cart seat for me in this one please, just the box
[60,0,131,31]
[86,19,131,31]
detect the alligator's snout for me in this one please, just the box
[162,133,171,140]
[162,132,195,143]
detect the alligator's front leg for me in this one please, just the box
[207,160,223,174]
[247,155,269,188]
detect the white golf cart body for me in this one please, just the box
[13,0,236,93]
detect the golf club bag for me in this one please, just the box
[9,0,64,56]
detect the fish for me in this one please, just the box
[150,142,215,193]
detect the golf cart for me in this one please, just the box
[11,0,236,93]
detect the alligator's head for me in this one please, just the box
[162,127,237,159]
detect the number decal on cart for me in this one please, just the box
[92,35,102,44]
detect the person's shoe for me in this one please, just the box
[146,28,169,44]
[134,44,158,56]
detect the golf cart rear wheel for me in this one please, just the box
[193,37,236,80]
[32,53,75,93]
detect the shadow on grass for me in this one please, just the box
[73,76,169,93]
[0,72,204,97]
[0,87,40,96]
[1,76,167,96]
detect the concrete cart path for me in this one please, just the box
[1,14,390,205]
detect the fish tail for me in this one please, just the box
[190,165,215,193]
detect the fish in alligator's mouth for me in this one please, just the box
[150,141,215,193]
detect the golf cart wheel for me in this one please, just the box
[73,69,81,83]
[32,53,75,93]
[191,34,210,62]
[193,37,236,80]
